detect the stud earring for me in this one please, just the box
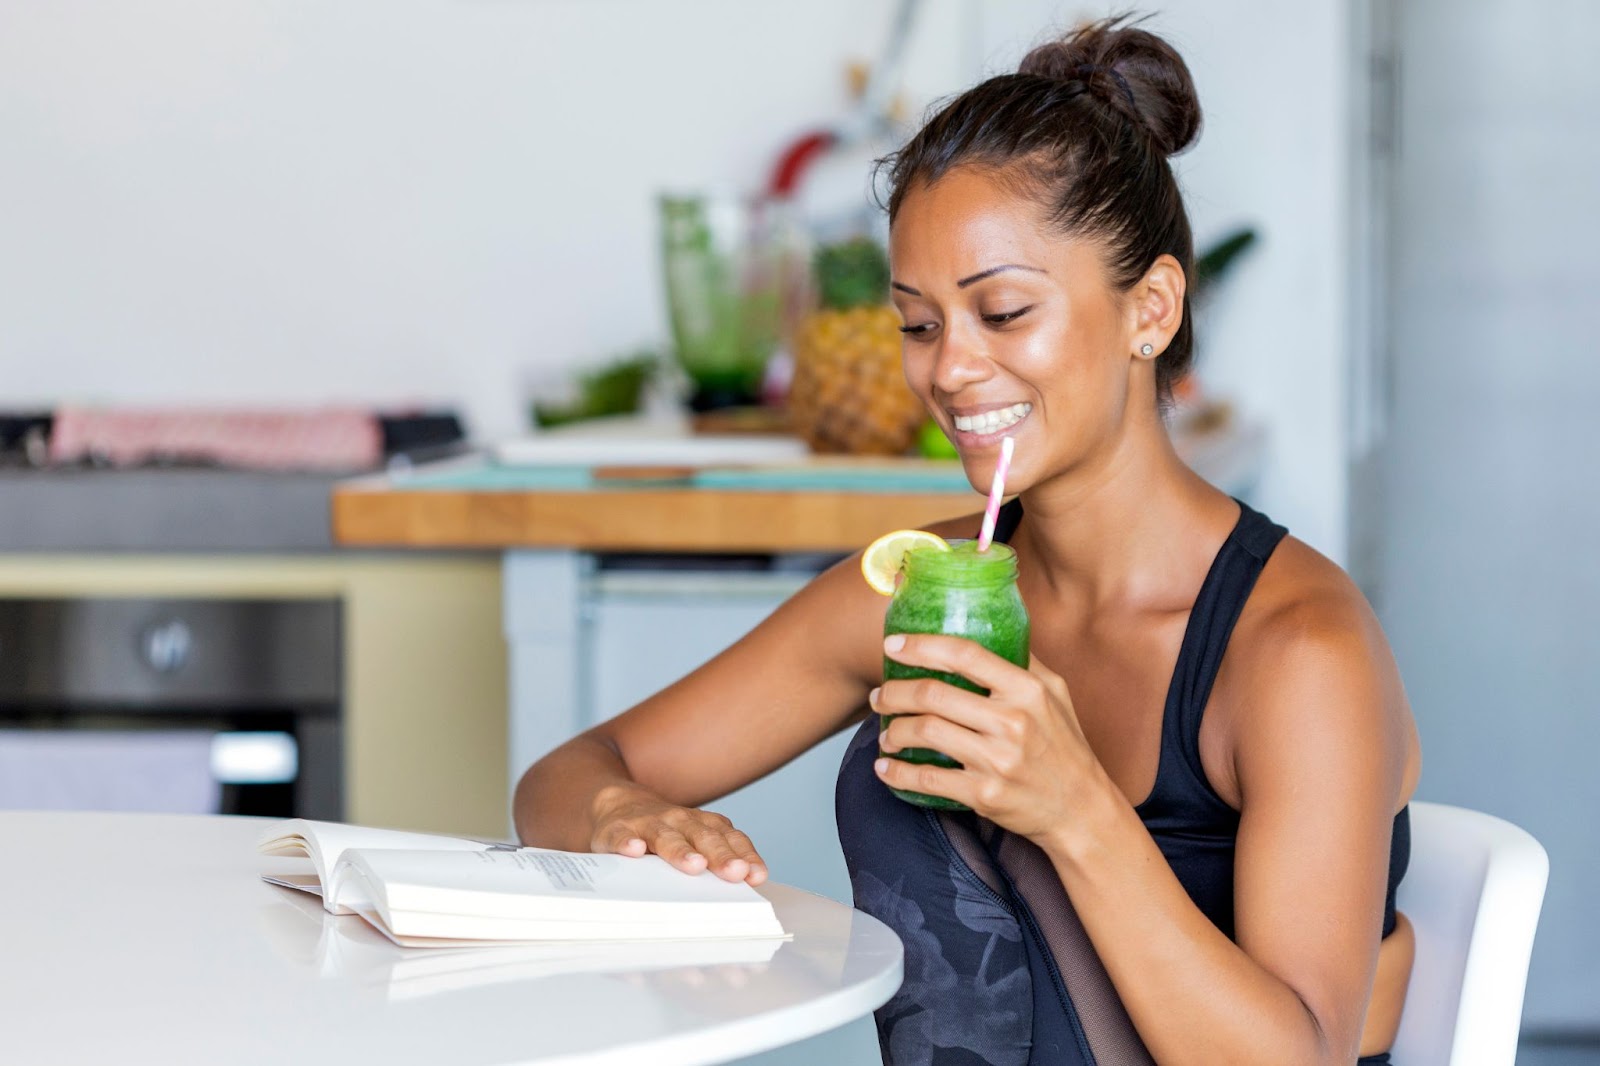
[1140,343,1154,356]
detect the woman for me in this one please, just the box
[515,17,1420,1065]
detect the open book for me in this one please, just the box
[258,882,785,1000]
[258,819,788,949]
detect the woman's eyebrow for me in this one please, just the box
[891,263,1048,297]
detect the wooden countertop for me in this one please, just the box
[332,462,983,553]
[332,421,1263,554]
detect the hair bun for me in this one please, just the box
[1018,16,1202,157]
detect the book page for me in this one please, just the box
[353,848,775,917]
[256,819,499,913]
[260,872,324,899]
[334,848,785,940]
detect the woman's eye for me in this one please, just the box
[982,306,1033,326]
[898,323,937,337]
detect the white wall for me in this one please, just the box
[1380,0,1600,1030]
[0,0,1354,558]
[0,0,971,435]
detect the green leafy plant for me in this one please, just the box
[1193,226,1258,306]
[531,352,658,429]
[814,236,891,311]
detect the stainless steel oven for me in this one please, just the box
[0,597,341,818]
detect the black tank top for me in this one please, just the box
[835,499,1409,1064]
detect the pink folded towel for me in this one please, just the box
[49,406,383,472]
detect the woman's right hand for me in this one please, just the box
[589,783,769,885]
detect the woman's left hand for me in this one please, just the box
[873,633,1103,845]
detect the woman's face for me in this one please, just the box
[889,167,1144,494]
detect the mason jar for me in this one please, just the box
[881,540,1030,810]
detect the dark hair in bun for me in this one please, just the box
[881,15,1204,402]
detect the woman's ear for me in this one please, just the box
[1131,254,1187,360]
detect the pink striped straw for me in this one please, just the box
[976,435,1015,552]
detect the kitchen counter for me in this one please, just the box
[330,420,1266,553]
[0,468,343,552]
[332,464,981,554]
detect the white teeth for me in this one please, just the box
[952,403,1031,434]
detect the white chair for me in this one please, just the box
[1390,801,1550,1066]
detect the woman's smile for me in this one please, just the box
[947,401,1033,444]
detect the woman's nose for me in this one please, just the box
[931,331,996,394]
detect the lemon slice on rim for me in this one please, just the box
[861,529,951,596]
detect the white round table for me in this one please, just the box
[0,812,901,1065]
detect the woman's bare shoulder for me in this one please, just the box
[1215,533,1419,804]
[1234,534,1396,669]
[1243,534,1377,639]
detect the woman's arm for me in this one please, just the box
[1047,596,1410,1065]
[512,548,889,880]
[874,584,1415,1065]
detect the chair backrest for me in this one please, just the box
[1390,801,1550,1066]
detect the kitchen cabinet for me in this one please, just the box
[0,554,508,838]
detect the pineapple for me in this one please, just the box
[788,237,926,455]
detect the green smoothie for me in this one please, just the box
[881,540,1030,810]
